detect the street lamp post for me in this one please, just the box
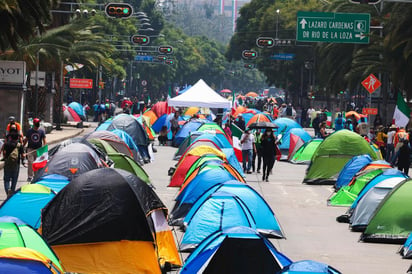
[276,9,280,40]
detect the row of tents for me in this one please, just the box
[165,117,342,273]
[0,113,183,273]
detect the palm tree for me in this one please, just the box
[0,0,58,51]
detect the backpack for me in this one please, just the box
[286,106,292,116]
[5,143,20,166]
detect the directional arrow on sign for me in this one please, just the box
[300,18,308,29]
[355,33,365,40]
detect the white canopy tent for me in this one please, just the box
[167,79,232,109]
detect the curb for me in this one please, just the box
[0,128,85,171]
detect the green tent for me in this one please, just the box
[361,178,412,243]
[0,218,63,271]
[290,139,323,164]
[197,123,225,133]
[109,153,151,185]
[89,138,151,185]
[328,169,384,206]
[303,130,378,184]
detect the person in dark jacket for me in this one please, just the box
[260,128,277,182]
[396,139,411,175]
[1,132,25,196]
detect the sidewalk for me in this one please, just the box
[0,124,94,170]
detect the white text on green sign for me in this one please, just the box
[296,11,370,44]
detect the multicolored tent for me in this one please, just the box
[0,217,63,272]
[0,247,63,274]
[289,139,322,164]
[350,174,406,232]
[41,168,181,273]
[303,130,378,184]
[180,226,292,274]
[361,178,412,243]
[85,130,134,159]
[334,154,373,190]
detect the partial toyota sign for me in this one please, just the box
[0,61,26,84]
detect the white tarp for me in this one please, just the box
[168,79,231,109]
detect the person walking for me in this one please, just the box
[252,129,263,173]
[395,140,411,175]
[1,131,25,197]
[240,128,256,174]
[23,118,46,182]
[260,128,277,182]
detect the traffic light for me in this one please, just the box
[131,35,150,45]
[349,0,381,4]
[165,59,174,65]
[105,3,133,18]
[157,55,167,61]
[256,37,275,48]
[158,46,173,55]
[242,50,257,60]
[244,64,254,69]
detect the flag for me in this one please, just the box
[231,123,243,162]
[393,93,411,127]
[32,145,48,172]
[231,90,238,115]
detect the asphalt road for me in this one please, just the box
[1,129,410,273]
[146,144,411,274]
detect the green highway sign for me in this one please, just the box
[296,11,370,44]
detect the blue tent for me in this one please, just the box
[181,226,292,274]
[34,174,70,193]
[68,102,85,118]
[401,233,412,258]
[173,120,205,147]
[185,181,284,238]
[0,184,56,229]
[169,168,238,226]
[173,131,207,161]
[178,85,192,95]
[335,154,373,190]
[181,189,283,251]
[110,129,144,164]
[278,127,311,150]
[274,117,301,137]
[280,260,341,274]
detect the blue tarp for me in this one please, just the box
[181,226,292,273]
[335,154,373,190]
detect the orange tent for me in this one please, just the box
[185,107,200,116]
[246,113,271,128]
[232,106,247,117]
[142,110,158,126]
[245,91,258,97]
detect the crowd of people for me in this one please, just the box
[1,116,47,197]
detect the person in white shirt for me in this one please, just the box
[386,125,397,162]
[240,128,256,174]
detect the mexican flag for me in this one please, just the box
[231,123,243,162]
[32,145,48,172]
[393,93,411,127]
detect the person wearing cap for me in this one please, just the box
[5,116,22,136]
[23,118,46,181]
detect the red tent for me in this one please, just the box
[152,101,171,117]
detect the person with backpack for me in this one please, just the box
[23,118,47,182]
[1,132,25,196]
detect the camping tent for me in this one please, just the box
[334,154,373,190]
[62,106,81,122]
[85,130,134,158]
[0,247,63,274]
[173,119,205,147]
[289,139,322,164]
[169,167,242,226]
[303,130,378,184]
[401,233,412,259]
[168,79,232,108]
[280,260,341,274]
[0,217,63,272]
[34,143,103,182]
[361,178,412,243]
[68,102,85,119]
[180,226,291,274]
[182,181,284,239]
[41,168,180,273]
[350,175,406,231]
